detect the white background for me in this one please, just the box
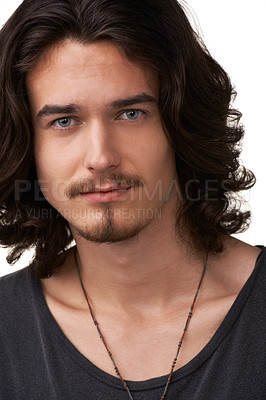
[0,0,265,277]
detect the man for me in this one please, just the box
[0,1,265,399]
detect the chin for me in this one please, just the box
[72,216,152,244]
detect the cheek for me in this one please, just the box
[148,135,176,178]
[137,139,176,200]
[34,145,72,204]
[34,135,78,182]
[34,146,57,181]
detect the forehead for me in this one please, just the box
[27,40,158,111]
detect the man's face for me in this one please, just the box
[27,40,178,243]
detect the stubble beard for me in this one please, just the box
[73,204,153,244]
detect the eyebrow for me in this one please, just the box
[36,104,81,120]
[36,93,157,121]
[110,93,157,109]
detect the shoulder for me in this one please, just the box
[0,267,31,295]
[247,245,266,296]
[254,245,266,272]
[205,239,265,302]
[0,267,36,321]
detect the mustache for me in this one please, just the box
[65,173,145,199]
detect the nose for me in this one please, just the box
[83,120,121,173]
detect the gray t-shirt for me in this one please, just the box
[1,247,266,399]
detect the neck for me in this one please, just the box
[72,217,205,317]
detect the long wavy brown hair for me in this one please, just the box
[0,0,255,278]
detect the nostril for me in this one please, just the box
[88,163,118,172]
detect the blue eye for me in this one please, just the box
[52,117,78,129]
[54,117,72,128]
[119,110,144,120]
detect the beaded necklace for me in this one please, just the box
[75,251,208,400]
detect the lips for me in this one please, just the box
[79,186,132,203]
[81,185,131,194]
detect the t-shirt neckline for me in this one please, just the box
[32,246,266,392]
